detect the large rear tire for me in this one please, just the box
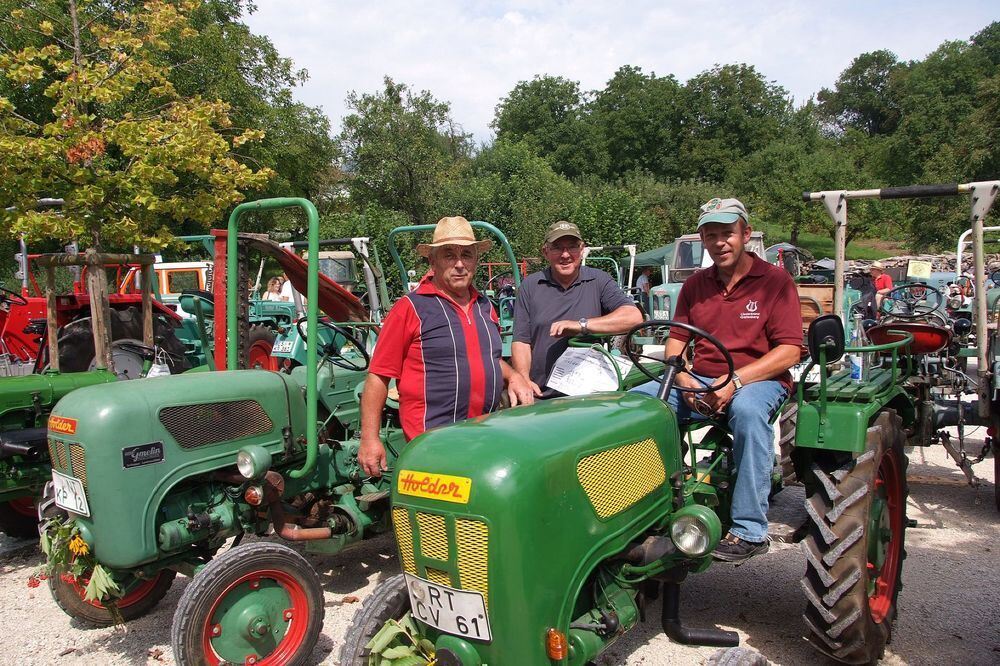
[57,306,191,374]
[340,574,414,665]
[0,497,38,538]
[778,402,799,487]
[800,410,908,664]
[49,567,177,627]
[171,542,324,666]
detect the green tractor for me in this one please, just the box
[37,198,433,663]
[340,312,916,665]
[0,251,192,538]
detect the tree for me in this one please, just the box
[677,64,792,182]
[816,50,904,136]
[590,65,683,179]
[492,75,608,179]
[0,0,272,249]
[338,76,470,226]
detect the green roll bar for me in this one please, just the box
[227,198,319,479]
[386,221,521,292]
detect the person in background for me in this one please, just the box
[263,276,284,301]
[358,216,534,477]
[512,220,643,395]
[870,261,893,312]
[278,273,293,302]
[636,266,653,314]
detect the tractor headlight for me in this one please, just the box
[670,505,722,557]
[236,445,271,480]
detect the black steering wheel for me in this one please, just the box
[0,286,29,307]
[623,320,735,401]
[296,317,370,371]
[881,283,943,319]
[485,270,514,292]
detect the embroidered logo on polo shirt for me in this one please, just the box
[740,299,760,320]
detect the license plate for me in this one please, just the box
[51,470,90,517]
[271,340,294,354]
[652,310,668,320]
[404,573,491,642]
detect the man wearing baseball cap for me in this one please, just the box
[635,197,802,562]
[358,216,534,477]
[512,220,642,394]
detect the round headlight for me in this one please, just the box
[671,515,711,556]
[669,504,722,557]
[236,445,271,480]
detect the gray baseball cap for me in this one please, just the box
[697,197,749,229]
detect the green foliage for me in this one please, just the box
[816,50,903,136]
[338,77,471,226]
[0,0,273,249]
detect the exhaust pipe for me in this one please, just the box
[661,582,739,647]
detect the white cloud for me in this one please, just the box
[242,1,998,141]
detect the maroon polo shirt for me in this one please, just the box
[670,253,802,392]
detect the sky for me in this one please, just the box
[242,1,999,143]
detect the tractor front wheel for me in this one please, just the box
[49,567,176,626]
[0,497,38,539]
[801,409,908,664]
[171,542,324,666]
[340,574,424,665]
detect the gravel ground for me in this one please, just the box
[0,436,996,665]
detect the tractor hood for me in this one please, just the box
[46,370,306,568]
[389,392,682,665]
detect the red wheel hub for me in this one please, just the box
[200,569,310,666]
[70,570,164,609]
[248,340,279,371]
[9,497,36,517]
[868,447,904,623]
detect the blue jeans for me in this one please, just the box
[634,374,787,543]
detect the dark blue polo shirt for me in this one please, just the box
[513,266,634,386]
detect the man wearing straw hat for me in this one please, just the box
[358,216,535,477]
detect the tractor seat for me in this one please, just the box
[866,321,951,354]
[178,289,215,319]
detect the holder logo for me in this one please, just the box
[397,470,471,504]
[48,415,78,435]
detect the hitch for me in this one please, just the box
[660,582,739,647]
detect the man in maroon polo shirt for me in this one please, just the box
[636,197,802,562]
[357,216,535,478]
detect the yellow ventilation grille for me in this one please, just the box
[392,508,416,574]
[577,438,666,518]
[47,439,67,471]
[424,567,452,587]
[415,512,449,561]
[69,444,87,489]
[456,519,489,605]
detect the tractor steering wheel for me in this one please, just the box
[485,270,514,293]
[881,284,943,319]
[0,286,28,307]
[623,319,735,401]
[296,317,370,372]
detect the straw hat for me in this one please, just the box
[416,216,493,257]
[871,261,885,270]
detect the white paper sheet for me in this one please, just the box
[546,347,635,395]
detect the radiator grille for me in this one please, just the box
[69,444,87,489]
[159,400,273,449]
[392,508,416,574]
[577,438,666,518]
[415,512,449,561]
[456,519,489,604]
[424,567,452,587]
[48,439,68,471]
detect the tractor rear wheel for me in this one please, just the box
[800,410,908,664]
[171,542,324,666]
[340,574,418,665]
[246,324,279,371]
[49,567,176,626]
[57,306,191,374]
[0,497,38,538]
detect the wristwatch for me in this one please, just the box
[732,372,743,390]
[579,318,589,334]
